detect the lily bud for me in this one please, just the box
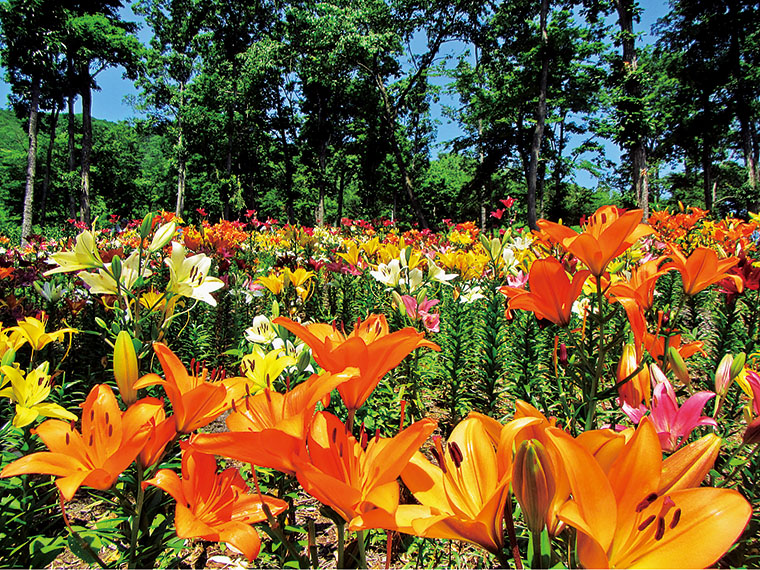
[659,433,721,494]
[149,221,177,252]
[558,342,568,367]
[617,343,651,407]
[114,331,139,405]
[391,290,406,315]
[715,354,734,397]
[512,439,556,535]
[666,346,690,386]
[730,352,746,381]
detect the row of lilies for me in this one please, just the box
[0,204,758,568]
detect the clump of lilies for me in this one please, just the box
[1,204,758,568]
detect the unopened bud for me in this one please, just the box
[715,354,734,397]
[512,440,556,535]
[558,343,568,367]
[667,346,690,386]
[114,330,139,405]
[618,343,650,407]
[730,352,746,381]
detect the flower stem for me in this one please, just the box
[504,494,523,569]
[336,520,346,569]
[357,529,367,568]
[585,278,606,430]
[128,462,145,569]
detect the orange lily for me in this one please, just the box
[538,205,654,276]
[547,418,751,568]
[1,384,161,500]
[144,445,287,562]
[663,247,743,296]
[189,369,353,476]
[273,314,439,411]
[355,413,510,553]
[133,343,233,433]
[497,401,570,536]
[499,258,590,327]
[295,411,436,524]
[607,257,673,311]
[616,343,651,408]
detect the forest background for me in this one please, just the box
[0,0,758,242]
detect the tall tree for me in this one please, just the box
[0,0,65,242]
[63,1,143,224]
[136,0,206,217]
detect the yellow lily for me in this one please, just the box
[284,267,314,301]
[44,230,103,275]
[257,272,285,295]
[355,413,509,554]
[9,313,77,353]
[0,362,77,427]
[238,346,296,394]
[113,331,139,405]
[547,418,751,568]
[337,241,362,266]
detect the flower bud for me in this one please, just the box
[558,343,568,367]
[149,221,177,252]
[512,439,556,535]
[715,354,734,397]
[114,331,139,405]
[617,343,651,407]
[666,346,690,386]
[730,352,746,381]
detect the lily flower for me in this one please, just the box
[663,247,743,296]
[9,313,77,353]
[547,418,751,568]
[607,257,672,311]
[133,343,232,433]
[165,242,224,306]
[1,384,160,500]
[238,346,296,394]
[144,446,287,562]
[0,362,77,427]
[621,365,717,453]
[538,205,654,276]
[295,411,436,524]
[273,314,439,411]
[43,230,103,275]
[355,413,510,554]
[369,259,402,288]
[244,315,278,345]
[500,257,590,327]
[189,369,354,476]
[284,267,315,301]
[256,272,285,295]
[79,250,151,295]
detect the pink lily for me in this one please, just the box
[622,364,717,452]
[401,296,440,333]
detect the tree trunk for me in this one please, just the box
[40,103,60,224]
[21,76,41,244]
[335,167,345,225]
[527,0,549,230]
[616,0,649,219]
[276,97,295,224]
[175,82,186,217]
[700,90,713,211]
[66,61,78,219]
[79,64,92,226]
